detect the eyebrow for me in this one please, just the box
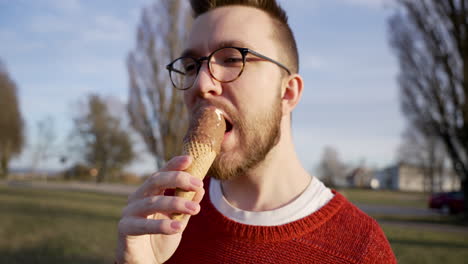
[217,40,253,49]
[180,40,256,58]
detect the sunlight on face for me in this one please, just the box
[209,88,282,180]
[185,6,286,180]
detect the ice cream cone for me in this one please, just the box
[171,107,225,221]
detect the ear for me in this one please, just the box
[281,73,304,116]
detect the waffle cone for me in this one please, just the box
[170,106,225,221]
[171,139,218,221]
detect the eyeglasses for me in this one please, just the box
[166,46,291,90]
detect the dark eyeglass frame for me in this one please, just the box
[166,46,292,90]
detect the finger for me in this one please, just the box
[192,186,206,204]
[170,188,205,222]
[118,217,183,236]
[129,171,204,202]
[128,156,193,202]
[160,155,192,172]
[123,195,201,217]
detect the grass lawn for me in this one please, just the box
[1,185,467,264]
[383,225,468,263]
[0,185,127,264]
[339,188,429,208]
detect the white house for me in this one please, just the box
[371,163,460,192]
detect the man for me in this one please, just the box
[116,0,397,263]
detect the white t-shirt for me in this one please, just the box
[209,177,334,226]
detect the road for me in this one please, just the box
[2,180,137,196]
[2,180,467,233]
[355,203,440,217]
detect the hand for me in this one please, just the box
[115,156,205,264]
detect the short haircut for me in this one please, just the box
[190,0,299,74]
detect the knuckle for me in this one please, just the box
[155,220,173,235]
[149,173,161,185]
[146,196,159,207]
[170,197,184,210]
[147,173,165,190]
[151,171,161,178]
[174,171,189,186]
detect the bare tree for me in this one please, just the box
[30,116,56,179]
[389,0,468,216]
[72,94,135,183]
[318,146,347,188]
[398,126,448,193]
[0,60,24,178]
[127,0,192,169]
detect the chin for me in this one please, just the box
[209,151,245,180]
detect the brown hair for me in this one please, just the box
[190,0,299,74]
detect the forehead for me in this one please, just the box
[185,6,276,56]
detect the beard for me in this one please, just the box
[208,92,283,181]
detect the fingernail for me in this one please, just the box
[185,201,199,212]
[171,221,182,230]
[190,177,203,187]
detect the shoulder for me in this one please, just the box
[317,191,397,263]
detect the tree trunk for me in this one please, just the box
[0,154,8,178]
[96,166,107,183]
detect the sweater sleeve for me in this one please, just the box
[362,222,397,264]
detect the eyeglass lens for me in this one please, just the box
[170,47,244,90]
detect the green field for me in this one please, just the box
[383,225,468,263]
[0,185,126,263]
[1,185,467,263]
[339,188,429,208]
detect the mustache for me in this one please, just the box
[191,101,241,126]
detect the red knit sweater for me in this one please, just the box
[167,180,396,263]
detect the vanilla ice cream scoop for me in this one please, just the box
[171,106,225,221]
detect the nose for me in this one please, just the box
[191,61,222,98]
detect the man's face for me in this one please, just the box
[183,6,285,180]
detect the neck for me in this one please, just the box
[221,118,311,211]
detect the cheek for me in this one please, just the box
[183,90,195,109]
[234,73,278,109]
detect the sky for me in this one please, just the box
[0,0,403,175]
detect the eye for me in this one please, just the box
[184,63,196,72]
[218,55,243,68]
[182,62,198,76]
[223,57,243,64]
[212,48,244,67]
[173,57,198,76]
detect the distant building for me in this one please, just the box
[371,163,460,192]
[346,167,375,188]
